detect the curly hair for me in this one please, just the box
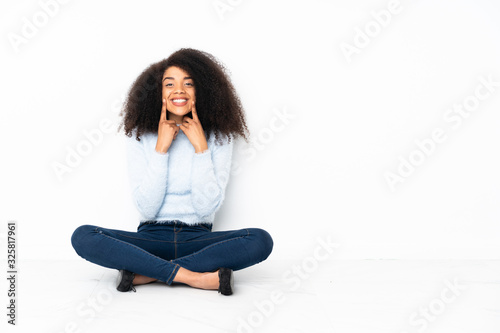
[117,48,250,146]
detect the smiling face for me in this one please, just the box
[162,66,196,121]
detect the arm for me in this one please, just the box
[126,134,170,220]
[190,136,234,218]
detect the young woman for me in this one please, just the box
[71,48,274,295]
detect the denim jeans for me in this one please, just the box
[71,220,274,285]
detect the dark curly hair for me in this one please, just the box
[117,48,250,146]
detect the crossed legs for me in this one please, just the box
[71,223,273,291]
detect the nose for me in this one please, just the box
[173,84,186,94]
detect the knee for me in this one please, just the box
[248,228,274,261]
[71,224,97,257]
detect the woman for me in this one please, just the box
[71,48,274,295]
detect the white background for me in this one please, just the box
[1,0,500,262]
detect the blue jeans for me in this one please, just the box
[71,220,274,285]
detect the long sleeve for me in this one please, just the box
[190,135,233,218]
[126,134,170,220]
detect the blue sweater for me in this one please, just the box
[125,128,234,225]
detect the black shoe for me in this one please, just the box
[218,267,234,296]
[116,269,136,292]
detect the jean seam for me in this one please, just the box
[167,264,180,285]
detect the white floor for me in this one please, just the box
[3,259,500,333]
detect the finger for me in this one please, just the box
[191,100,199,121]
[171,123,180,133]
[160,98,167,121]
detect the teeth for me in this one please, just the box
[173,99,187,103]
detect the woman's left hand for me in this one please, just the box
[180,101,209,153]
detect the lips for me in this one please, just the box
[171,98,188,106]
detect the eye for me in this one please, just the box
[165,83,173,87]
[185,82,194,86]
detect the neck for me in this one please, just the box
[167,112,184,125]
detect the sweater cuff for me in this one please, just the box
[192,149,213,171]
[193,148,211,159]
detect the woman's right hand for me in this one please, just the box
[155,98,179,154]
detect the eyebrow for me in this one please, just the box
[162,76,192,82]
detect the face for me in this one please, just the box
[162,66,195,118]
